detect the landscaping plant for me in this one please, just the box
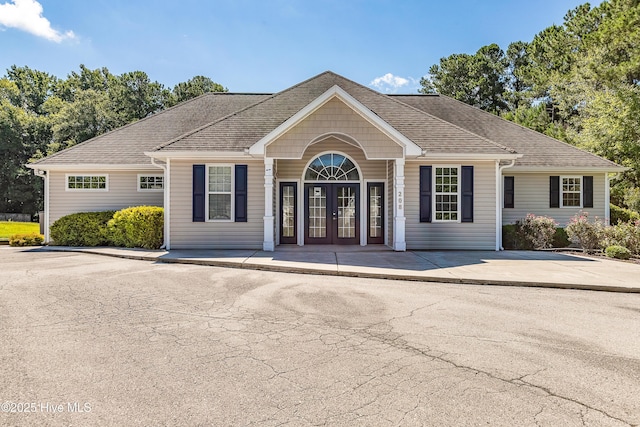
[9,233,44,247]
[605,245,631,260]
[108,206,164,249]
[565,211,605,252]
[515,214,558,249]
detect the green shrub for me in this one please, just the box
[565,211,605,252]
[502,224,524,249]
[50,211,115,246]
[605,245,631,260]
[515,214,558,249]
[610,204,640,225]
[108,206,164,249]
[9,233,44,247]
[552,228,571,248]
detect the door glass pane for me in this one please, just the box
[282,185,295,238]
[369,186,382,238]
[308,186,326,238]
[338,186,356,238]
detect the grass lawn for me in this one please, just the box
[0,221,40,239]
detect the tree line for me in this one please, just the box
[421,0,640,212]
[0,65,226,215]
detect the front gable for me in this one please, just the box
[249,85,422,159]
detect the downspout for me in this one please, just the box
[496,159,516,251]
[151,158,169,250]
[34,169,49,243]
[605,173,611,225]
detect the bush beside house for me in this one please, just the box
[502,214,560,250]
[50,207,164,249]
[9,233,44,247]
[108,206,164,249]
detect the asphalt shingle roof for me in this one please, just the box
[31,71,622,171]
[158,71,513,156]
[32,93,269,165]
[392,94,622,169]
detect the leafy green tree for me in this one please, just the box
[50,90,118,152]
[168,75,227,107]
[0,100,44,213]
[109,71,169,124]
[5,65,59,114]
[420,44,508,113]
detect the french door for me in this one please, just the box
[304,183,359,245]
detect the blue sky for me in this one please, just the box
[0,0,601,93]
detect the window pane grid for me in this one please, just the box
[67,175,107,190]
[561,177,581,207]
[308,187,326,238]
[369,186,382,238]
[208,166,232,220]
[304,153,359,181]
[139,175,163,190]
[434,167,459,221]
[282,185,295,238]
[338,187,356,238]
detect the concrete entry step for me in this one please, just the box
[275,244,391,253]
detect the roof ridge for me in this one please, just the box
[430,94,621,166]
[31,91,229,164]
[155,71,339,151]
[388,93,518,154]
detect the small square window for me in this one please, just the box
[138,175,164,191]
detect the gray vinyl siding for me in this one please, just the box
[502,172,607,227]
[169,160,264,249]
[48,170,164,226]
[405,161,497,250]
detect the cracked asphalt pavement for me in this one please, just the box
[1,248,639,426]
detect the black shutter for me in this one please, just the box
[419,166,432,222]
[192,165,205,222]
[461,166,474,222]
[504,176,514,208]
[583,176,593,208]
[234,165,248,222]
[550,176,560,208]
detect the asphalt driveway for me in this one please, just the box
[1,248,639,426]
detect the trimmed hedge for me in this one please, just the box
[9,233,44,247]
[610,204,640,224]
[50,211,115,246]
[108,206,164,249]
[50,207,164,249]
[605,245,631,260]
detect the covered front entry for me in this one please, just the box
[277,151,386,247]
[304,183,359,245]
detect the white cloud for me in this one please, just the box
[369,73,420,93]
[0,0,75,42]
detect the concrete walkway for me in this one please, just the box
[31,245,640,293]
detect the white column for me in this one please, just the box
[263,158,275,251]
[495,161,501,251]
[393,159,406,251]
[165,159,171,250]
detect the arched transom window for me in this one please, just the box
[304,153,360,181]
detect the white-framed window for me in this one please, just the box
[433,166,460,221]
[207,165,234,221]
[66,174,108,191]
[138,174,164,191]
[561,176,582,207]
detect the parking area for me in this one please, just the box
[1,247,639,426]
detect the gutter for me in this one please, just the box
[151,158,170,250]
